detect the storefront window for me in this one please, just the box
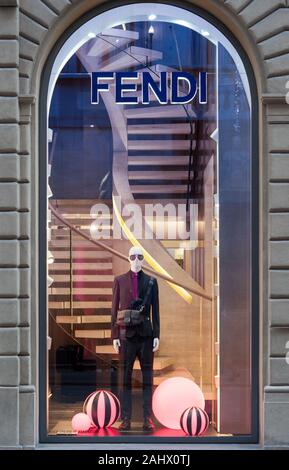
[43,3,255,441]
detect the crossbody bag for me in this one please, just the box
[116,277,154,327]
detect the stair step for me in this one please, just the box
[122,89,163,102]
[87,28,139,58]
[128,140,191,151]
[98,46,163,72]
[50,251,113,260]
[51,214,112,227]
[50,224,112,232]
[129,198,193,204]
[56,315,82,324]
[128,155,189,166]
[50,227,113,235]
[56,315,111,324]
[133,64,177,84]
[135,356,173,371]
[81,315,111,324]
[50,274,114,282]
[49,242,111,253]
[50,208,111,215]
[49,284,113,291]
[75,329,111,339]
[125,105,191,119]
[49,295,112,303]
[50,199,113,207]
[49,231,112,242]
[49,287,112,295]
[52,214,111,222]
[50,228,113,236]
[53,212,112,220]
[128,170,188,180]
[50,206,112,215]
[128,123,191,135]
[50,301,111,309]
[131,185,187,194]
[49,262,112,271]
[95,345,116,354]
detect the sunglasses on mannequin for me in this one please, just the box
[129,254,144,261]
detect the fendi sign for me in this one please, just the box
[91,71,207,105]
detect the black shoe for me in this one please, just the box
[119,418,131,431]
[143,417,155,432]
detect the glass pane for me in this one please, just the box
[46,3,253,439]
[218,43,252,434]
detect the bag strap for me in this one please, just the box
[139,277,154,313]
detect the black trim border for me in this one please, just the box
[39,0,259,445]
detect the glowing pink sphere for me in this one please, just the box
[152,377,205,429]
[71,413,91,432]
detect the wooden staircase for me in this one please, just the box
[48,199,176,384]
[77,29,214,201]
[86,28,139,59]
[49,199,114,357]
[125,69,214,200]
[51,27,216,388]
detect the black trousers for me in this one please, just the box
[120,334,154,420]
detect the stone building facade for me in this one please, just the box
[0,0,289,449]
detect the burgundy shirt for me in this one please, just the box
[130,270,139,299]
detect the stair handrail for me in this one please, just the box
[170,24,199,211]
[49,202,212,301]
[49,206,174,377]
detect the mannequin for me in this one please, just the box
[111,246,160,432]
[113,247,159,354]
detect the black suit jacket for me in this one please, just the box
[111,269,160,340]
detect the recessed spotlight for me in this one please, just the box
[201,30,210,37]
[88,32,96,38]
[148,14,157,21]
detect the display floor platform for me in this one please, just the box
[48,392,223,438]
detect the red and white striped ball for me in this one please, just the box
[83,390,120,428]
[180,406,209,436]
